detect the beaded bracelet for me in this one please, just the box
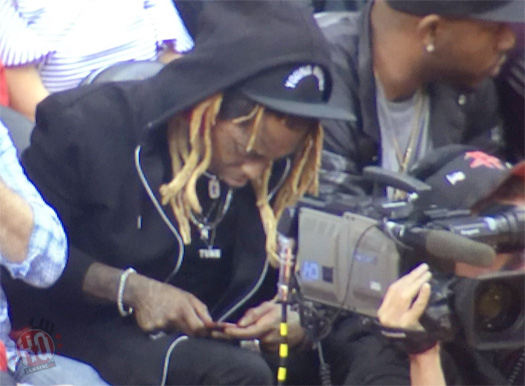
[117,267,136,317]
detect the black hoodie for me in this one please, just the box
[6,2,338,382]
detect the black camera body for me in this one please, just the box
[292,167,524,350]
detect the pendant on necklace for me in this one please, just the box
[208,177,221,199]
[199,247,222,259]
[199,226,209,241]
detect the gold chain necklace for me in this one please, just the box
[388,88,426,173]
[381,88,428,200]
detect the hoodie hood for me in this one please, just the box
[140,0,346,130]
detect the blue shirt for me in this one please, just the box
[0,119,67,370]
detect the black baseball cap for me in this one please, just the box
[410,145,525,210]
[238,63,355,121]
[385,0,524,23]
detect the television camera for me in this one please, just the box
[287,167,524,351]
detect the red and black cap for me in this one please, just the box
[410,145,525,210]
[385,0,524,23]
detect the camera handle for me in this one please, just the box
[363,166,433,208]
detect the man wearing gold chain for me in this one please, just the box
[318,0,521,199]
[312,0,523,385]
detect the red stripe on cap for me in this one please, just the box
[511,161,525,178]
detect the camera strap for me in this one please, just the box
[372,320,439,354]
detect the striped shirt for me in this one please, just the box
[0,0,194,92]
[0,119,67,370]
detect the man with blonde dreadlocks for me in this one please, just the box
[2,1,352,385]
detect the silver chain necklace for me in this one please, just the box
[189,186,233,259]
[203,171,221,199]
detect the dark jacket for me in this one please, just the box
[317,2,505,198]
[4,1,336,383]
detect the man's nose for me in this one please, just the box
[241,159,269,181]
[498,25,516,52]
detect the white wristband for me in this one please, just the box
[117,267,136,317]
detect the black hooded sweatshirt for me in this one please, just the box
[4,1,337,383]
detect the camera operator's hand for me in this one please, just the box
[125,273,213,337]
[377,263,432,331]
[377,264,446,386]
[210,301,306,352]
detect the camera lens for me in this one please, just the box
[475,281,520,333]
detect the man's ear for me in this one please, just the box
[416,14,442,50]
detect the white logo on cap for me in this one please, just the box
[446,171,466,185]
[284,65,325,91]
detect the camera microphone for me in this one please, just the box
[423,229,497,267]
[386,224,497,267]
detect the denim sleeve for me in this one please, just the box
[0,120,66,288]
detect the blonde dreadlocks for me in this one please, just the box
[159,94,323,267]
